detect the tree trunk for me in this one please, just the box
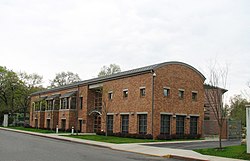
[219,125,223,149]
[105,114,108,137]
[23,107,27,127]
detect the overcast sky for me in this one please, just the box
[0,0,249,101]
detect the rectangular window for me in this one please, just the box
[61,98,68,109]
[138,114,147,134]
[107,115,114,134]
[123,89,128,98]
[80,97,83,109]
[178,90,184,99]
[190,117,198,136]
[47,100,53,110]
[121,115,129,133]
[40,101,46,111]
[71,97,76,109]
[140,88,146,97]
[94,90,102,108]
[192,92,197,101]
[163,88,170,97]
[54,99,60,110]
[108,92,113,100]
[176,116,185,138]
[160,115,170,135]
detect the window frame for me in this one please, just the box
[80,97,83,109]
[160,114,171,135]
[163,87,170,97]
[192,92,198,101]
[178,89,185,99]
[176,115,185,138]
[190,116,198,136]
[108,91,113,100]
[123,89,128,98]
[138,114,147,134]
[140,87,146,97]
[121,115,129,134]
[107,115,114,134]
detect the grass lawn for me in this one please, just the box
[5,126,57,134]
[64,135,162,144]
[195,144,250,160]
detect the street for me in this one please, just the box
[0,130,178,161]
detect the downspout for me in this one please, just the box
[76,85,80,134]
[151,70,156,139]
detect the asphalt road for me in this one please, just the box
[143,140,241,150]
[0,130,178,161]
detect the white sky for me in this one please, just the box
[0,0,249,101]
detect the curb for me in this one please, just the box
[165,155,209,161]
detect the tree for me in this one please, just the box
[17,72,44,125]
[230,95,249,127]
[205,63,228,149]
[49,71,81,88]
[98,64,121,77]
[0,66,22,115]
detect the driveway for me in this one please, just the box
[142,140,241,150]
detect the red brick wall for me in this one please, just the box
[102,73,153,134]
[29,63,205,138]
[154,64,205,137]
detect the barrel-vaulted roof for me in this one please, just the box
[31,61,205,96]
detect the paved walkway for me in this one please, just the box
[0,127,245,161]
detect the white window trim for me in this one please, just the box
[160,112,173,115]
[175,113,187,116]
[107,113,115,115]
[120,112,130,115]
[189,114,200,117]
[123,89,128,91]
[136,112,148,115]
[139,87,146,89]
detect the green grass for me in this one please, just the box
[5,126,57,134]
[195,144,250,160]
[64,135,162,144]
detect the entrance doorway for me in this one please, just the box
[35,119,38,128]
[94,115,101,133]
[47,119,50,129]
[79,120,83,133]
[61,119,66,131]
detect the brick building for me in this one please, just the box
[30,61,206,139]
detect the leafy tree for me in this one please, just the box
[0,67,44,125]
[0,66,22,115]
[17,72,44,124]
[49,71,81,88]
[229,95,249,127]
[98,64,121,77]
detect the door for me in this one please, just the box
[47,119,51,129]
[79,120,83,133]
[35,119,38,128]
[61,119,66,131]
[94,115,101,133]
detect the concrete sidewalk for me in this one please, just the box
[0,127,244,161]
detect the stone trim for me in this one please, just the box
[136,112,148,115]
